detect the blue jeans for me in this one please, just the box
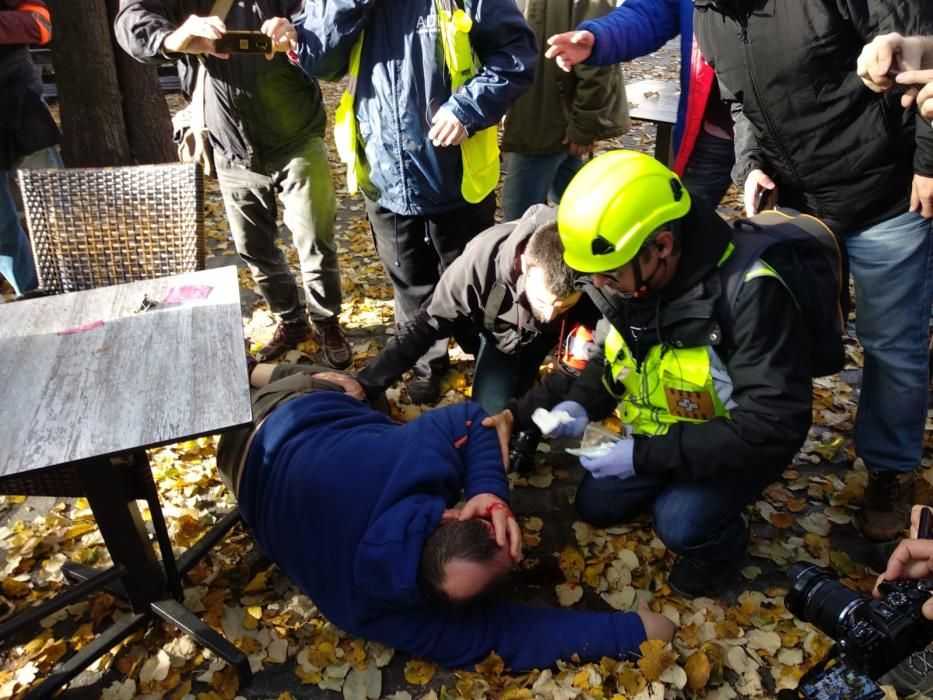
[471,332,554,414]
[0,171,37,295]
[680,130,735,211]
[575,464,781,561]
[845,210,933,473]
[501,151,584,221]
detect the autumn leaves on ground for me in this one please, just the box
[1,48,932,700]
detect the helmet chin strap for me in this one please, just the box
[629,242,665,299]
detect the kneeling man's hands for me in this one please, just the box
[459,493,522,563]
[580,439,635,480]
[482,410,514,470]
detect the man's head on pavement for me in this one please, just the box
[521,220,582,323]
[419,519,514,607]
[558,150,689,300]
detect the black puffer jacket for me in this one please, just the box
[511,202,813,481]
[694,0,933,231]
[115,0,326,170]
[357,205,598,397]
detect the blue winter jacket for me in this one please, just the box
[297,0,537,216]
[578,0,699,168]
[238,393,647,670]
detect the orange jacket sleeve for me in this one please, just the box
[0,0,52,46]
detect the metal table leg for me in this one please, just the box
[151,599,253,684]
[654,123,674,168]
[24,611,149,700]
[75,457,166,611]
[0,565,125,640]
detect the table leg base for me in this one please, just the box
[0,565,126,642]
[151,598,253,684]
[61,562,128,599]
[24,611,149,700]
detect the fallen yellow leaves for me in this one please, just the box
[403,658,437,685]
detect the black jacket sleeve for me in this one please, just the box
[356,239,493,397]
[633,276,812,480]
[114,0,181,63]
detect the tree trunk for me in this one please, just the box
[105,0,176,165]
[45,0,130,166]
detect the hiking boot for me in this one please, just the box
[312,319,352,370]
[668,556,738,598]
[407,374,442,404]
[855,470,916,542]
[255,320,312,362]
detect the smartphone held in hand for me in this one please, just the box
[214,31,272,54]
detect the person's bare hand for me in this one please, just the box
[636,598,677,642]
[563,135,593,159]
[896,69,933,117]
[909,504,927,539]
[163,14,229,58]
[440,507,461,524]
[459,493,522,562]
[260,17,297,60]
[545,30,595,72]
[744,168,777,215]
[428,108,468,147]
[873,538,933,621]
[481,409,514,471]
[856,33,927,93]
[314,372,366,401]
[910,173,933,217]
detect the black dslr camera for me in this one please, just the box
[784,561,932,698]
[509,426,541,475]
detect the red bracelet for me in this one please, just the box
[484,502,512,518]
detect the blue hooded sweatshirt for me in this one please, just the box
[237,393,646,670]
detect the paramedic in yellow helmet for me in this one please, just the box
[495,150,814,597]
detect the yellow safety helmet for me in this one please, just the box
[558,150,691,273]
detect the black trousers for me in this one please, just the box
[365,193,496,378]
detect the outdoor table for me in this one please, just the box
[627,79,679,167]
[0,265,253,698]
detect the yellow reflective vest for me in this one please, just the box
[603,256,780,437]
[332,1,499,203]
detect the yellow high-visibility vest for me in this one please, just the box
[603,257,780,436]
[332,1,500,203]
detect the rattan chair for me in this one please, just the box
[17,163,205,294]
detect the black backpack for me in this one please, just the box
[719,210,850,377]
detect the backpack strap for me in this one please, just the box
[483,282,508,334]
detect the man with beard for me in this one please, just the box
[357,205,598,414]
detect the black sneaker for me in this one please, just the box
[255,321,312,362]
[407,375,441,404]
[312,319,352,370]
[669,556,737,598]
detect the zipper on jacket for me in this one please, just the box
[737,13,809,202]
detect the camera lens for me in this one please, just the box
[786,562,867,640]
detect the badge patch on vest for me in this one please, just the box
[664,387,715,420]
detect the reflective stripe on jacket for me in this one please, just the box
[298,0,536,216]
[603,258,777,437]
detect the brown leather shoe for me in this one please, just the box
[313,319,352,370]
[255,321,312,362]
[855,470,916,542]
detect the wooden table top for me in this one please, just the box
[0,266,252,477]
[627,79,679,126]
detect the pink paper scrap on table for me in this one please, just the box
[58,319,105,336]
[163,285,213,303]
